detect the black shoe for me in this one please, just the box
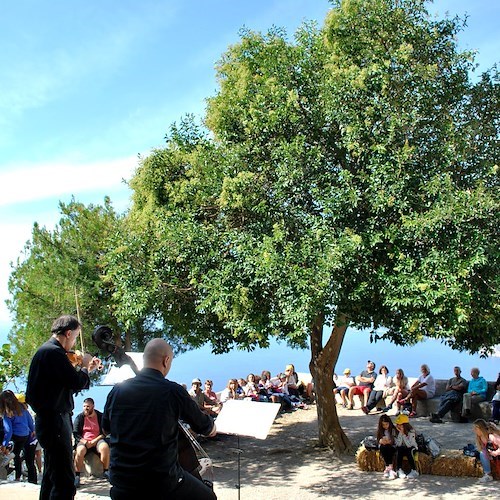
[459,416,469,423]
[429,416,443,423]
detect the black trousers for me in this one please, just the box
[110,471,217,500]
[11,435,37,483]
[36,413,75,500]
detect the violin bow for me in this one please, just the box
[74,286,85,352]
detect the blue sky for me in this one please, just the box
[0,0,499,344]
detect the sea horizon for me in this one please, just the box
[2,323,497,413]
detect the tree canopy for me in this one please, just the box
[117,0,499,449]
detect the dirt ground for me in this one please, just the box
[1,404,497,499]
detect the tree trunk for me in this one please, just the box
[124,329,131,351]
[309,312,352,453]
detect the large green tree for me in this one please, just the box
[6,198,148,365]
[112,0,498,451]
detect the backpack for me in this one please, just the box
[416,433,427,453]
[425,436,442,458]
[360,435,379,450]
[462,443,479,458]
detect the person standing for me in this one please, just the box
[73,397,110,488]
[102,339,217,500]
[0,390,36,483]
[26,315,100,500]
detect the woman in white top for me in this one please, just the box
[362,365,393,414]
[400,364,435,417]
[219,379,242,403]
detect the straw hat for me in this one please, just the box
[343,368,351,375]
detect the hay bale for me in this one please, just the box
[414,452,432,474]
[431,450,482,478]
[356,446,385,472]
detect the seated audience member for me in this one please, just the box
[244,374,259,400]
[73,397,109,488]
[430,366,467,423]
[362,365,392,414]
[462,368,488,419]
[377,414,397,480]
[473,419,500,483]
[189,378,219,416]
[383,368,409,413]
[400,364,435,418]
[220,379,242,403]
[203,380,218,403]
[491,373,500,424]
[284,364,300,397]
[333,368,356,407]
[237,378,248,396]
[347,361,377,410]
[394,413,419,479]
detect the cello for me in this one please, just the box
[91,325,214,486]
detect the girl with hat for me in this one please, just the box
[394,413,419,479]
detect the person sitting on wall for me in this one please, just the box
[399,364,435,418]
[347,361,377,410]
[73,397,110,488]
[430,366,467,423]
[462,367,488,419]
[333,368,356,408]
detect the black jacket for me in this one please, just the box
[26,337,90,415]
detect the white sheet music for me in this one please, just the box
[215,399,280,439]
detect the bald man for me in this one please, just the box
[102,339,217,500]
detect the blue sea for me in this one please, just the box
[2,326,498,413]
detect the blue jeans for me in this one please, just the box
[479,448,491,474]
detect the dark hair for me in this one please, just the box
[376,414,395,441]
[83,398,95,405]
[51,315,81,335]
[0,390,24,417]
[379,365,389,374]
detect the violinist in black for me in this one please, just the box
[102,338,217,500]
[26,315,101,500]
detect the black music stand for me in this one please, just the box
[215,400,281,499]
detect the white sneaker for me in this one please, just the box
[407,469,419,479]
[388,469,397,480]
[397,469,407,479]
[479,474,493,483]
[383,467,390,478]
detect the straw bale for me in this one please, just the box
[356,446,385,472]
[430,450,482,478]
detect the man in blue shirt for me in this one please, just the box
[462,367,488,417]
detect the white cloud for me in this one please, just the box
[0,156,137,208]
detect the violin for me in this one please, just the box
[67,349,103,371]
